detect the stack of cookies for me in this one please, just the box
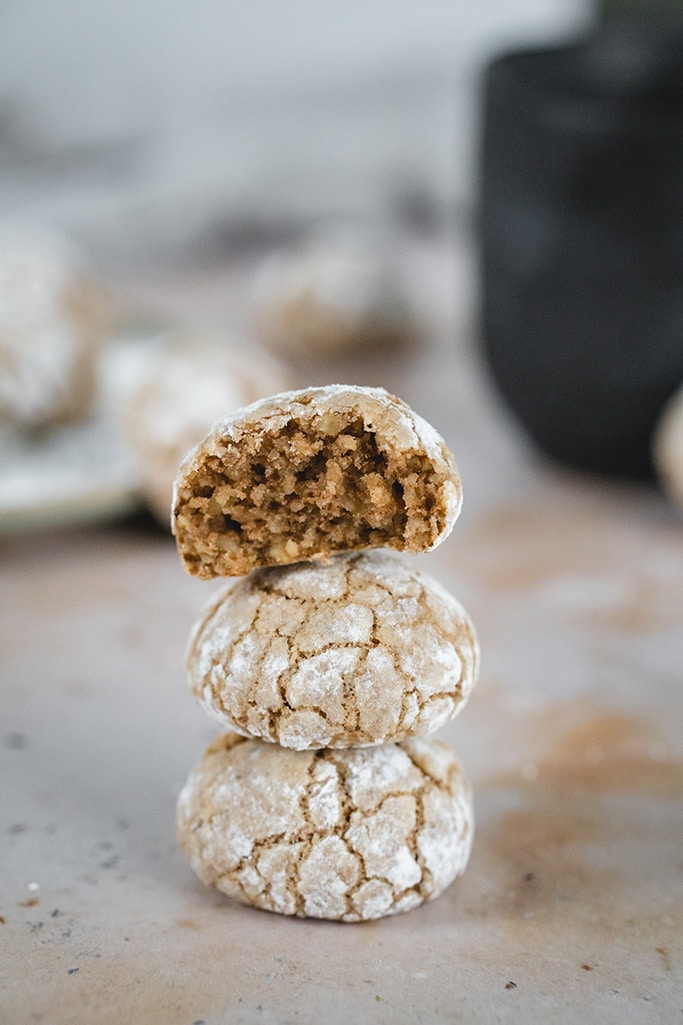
[172,385,479,922]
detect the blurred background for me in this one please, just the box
[0,0,592,262]
[1,0,682,527]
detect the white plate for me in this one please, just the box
[0,337,147,533]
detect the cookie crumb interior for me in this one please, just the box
[174,412,450,577]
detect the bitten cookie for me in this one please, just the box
[176,732,474,921]
[187,550,479,749]
[172,384,461,579]
[123,329,290,524]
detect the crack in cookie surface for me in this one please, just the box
[187,550,479,749]
[176,735,474,922]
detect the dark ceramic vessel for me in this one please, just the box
[479,27,683,477]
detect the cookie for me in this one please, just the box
[176,732,474,921]
[172,384,461,579]
[653,381,683,514]
[0,224,107,429]
[251,228,416,358]
[187,550,479,749]
[123,329,290,524]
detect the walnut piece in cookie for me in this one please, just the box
[176,732,474,921]
[187,550,479,749]
[172,384,462,578]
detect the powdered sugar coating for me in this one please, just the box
[251,229,416,357]
[0,225,105,428]
[179,384,454,481]
[172,384,462,578]
[176,733,474,921]
[187,550,479,749]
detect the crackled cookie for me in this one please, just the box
[0,224,107,429]
[176,732,474,921]
[653,382,683,514]
[251,228,416,358]
[123,329,290,524]
[172,384,461,579]
[187,550,479,749]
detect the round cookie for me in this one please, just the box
[176,732,474,921]
[172,384,461,579]
[187,550,479,749]
[0,224,107,429]
[653,381,683,514]
[123,329,290,524]
[251,228,416,358]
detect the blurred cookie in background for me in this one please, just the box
[123,328,292,525]
[251,225,419,360]
[653,382,683,515]
[0,224,110,431]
